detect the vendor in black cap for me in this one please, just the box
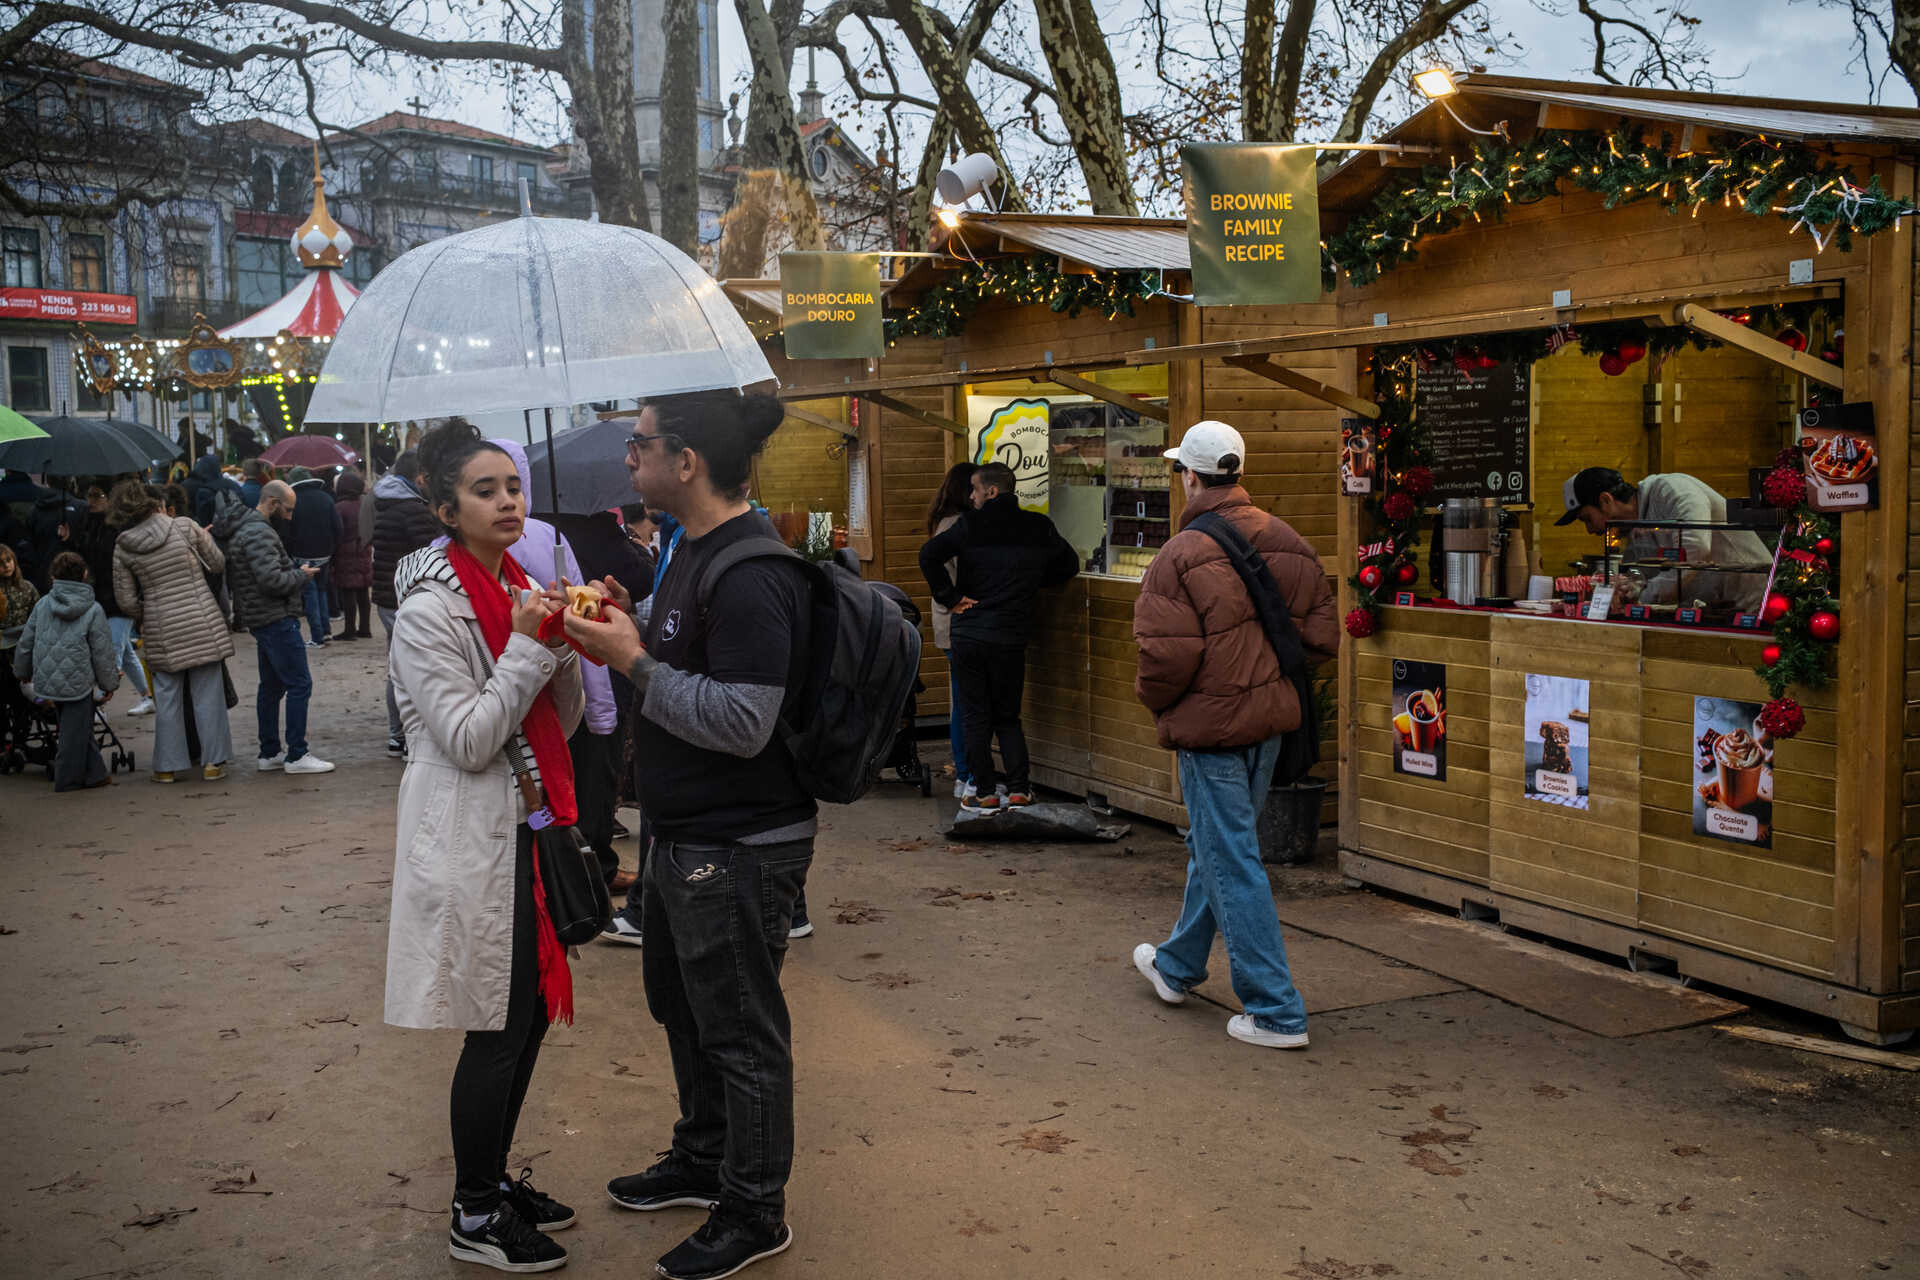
[1555,467,1770,612]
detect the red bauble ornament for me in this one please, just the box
[1761,644,1782,667]
[1475,353,1501,370]
[1344,607,1379,639]
[1757,696,1806,740]
[1761,593,1791,624]
[1359,564,1384,589]
[1813,536,1835,557]
[1401,465,1436,498]
[1761,465,1807,510]
[1395,562,1419,585]
[1598,351,1629,377]
[1777,326,1808,352]
[1807,610,1840,642]
[1616,339,1648,363]
[1382,492,1416,522]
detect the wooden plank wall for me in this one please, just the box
[1529,347,1647,577]
[755,398,850,519]
[1905,218,1920,994]
[869,337,957,720]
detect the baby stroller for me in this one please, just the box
[833,550,932,797]
[3,694,136,778]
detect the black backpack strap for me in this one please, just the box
[1186,511,1320,772]
[692,535,803,617]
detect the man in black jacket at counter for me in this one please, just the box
[919,461,1079,810]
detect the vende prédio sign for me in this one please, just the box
[0,287,139,324]
[1181,143,1322,307]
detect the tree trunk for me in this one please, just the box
[1894,0,1920,103]
[1241,0,1276,141]
[1329,0,1476,144]
[884,0,1027,211]
[1270,0,1318,142]
[1029,0,1136,214]
[660,0,700,253]
[908,111,955,247]
[563,0,652,229]
[733,0,823,251]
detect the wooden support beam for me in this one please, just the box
[1224,354,1381,420]
[857,391,968,438]
[780,403,854,438]
[1040,368,1167,422]
[1675,303,1844,388]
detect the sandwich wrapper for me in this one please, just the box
[536,588,610,665]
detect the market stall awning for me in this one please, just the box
[947,213,1190,273]
[221,268,358,339]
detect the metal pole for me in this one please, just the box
[542,405,562,571]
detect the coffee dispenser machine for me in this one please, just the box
[1441,498,1503,606]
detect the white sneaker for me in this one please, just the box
[284,754,336,775]
[257,752,286,771]
[953,778,969,799]
[1133,943,1186,1006]
[599,911,644,946]
[126,697,155,717]
[1227,1013,1309,1050]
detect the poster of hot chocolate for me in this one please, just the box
[1691,696,1774,849]
[1339,418,1375,495]
[1523,675,1589,809]
[1391,659,1447,780]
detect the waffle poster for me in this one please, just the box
[1796,402,1878,511]
[1692,696,1774,849]
[1181,143,1321,306]
[1523,675,1589,809]
[1391,659,1446,780]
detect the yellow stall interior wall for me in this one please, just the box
[752,397,851,520]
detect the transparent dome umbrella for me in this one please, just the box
[303,205,775,523]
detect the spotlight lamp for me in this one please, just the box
[1414,67,1458,100]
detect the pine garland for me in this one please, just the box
[885,255,1161,342]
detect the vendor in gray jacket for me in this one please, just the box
[212,484,334,775]
[12,551,119,790]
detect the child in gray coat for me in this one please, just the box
[12,551,120,790]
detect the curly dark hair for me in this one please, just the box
[645,390,785,502]
[49,551,89,582]
[105,478,160,529]
[416,417,511,537]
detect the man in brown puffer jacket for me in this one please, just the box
[1130,420,1338,1051]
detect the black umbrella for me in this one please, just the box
[98,417,180,466]
[524,414,641,515]
[0,414,156,476]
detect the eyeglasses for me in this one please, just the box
[626,432,680,459]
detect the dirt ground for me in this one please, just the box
[3,638,1918,1280]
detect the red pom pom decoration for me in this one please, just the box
[1598,351,1629,377]
[1359,564,1383,589]
[1807,610,1840,642]
[1395,562,1419,585]
[1813,536,1835,557]
[1475,353,1501,370]
[1762,592,1791,624]
[1729,310,1752,326]
[1757,696,1806,740]
[1777,326,1808,352]
[1761,644,1782,667]
[1401,466,1436,498]
[1761,465,1807,510]
[1616,339,1647,363]
[1344,607,1379,639]
[1382,492,1416,522]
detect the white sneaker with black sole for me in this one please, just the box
[600,907,644,946]
[448,1201,567,1272]
[1132,942,1187,1005]
[1226,1013,1309,1049]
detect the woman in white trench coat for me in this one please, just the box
[386,418,584,1274]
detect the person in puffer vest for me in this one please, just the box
[12,551,119,790]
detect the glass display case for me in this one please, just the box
[1045,401,1169,579]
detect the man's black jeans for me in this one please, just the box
[641,835,812,1229]
[948,639,1030,793]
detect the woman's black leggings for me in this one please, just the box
[449,825,549,1213]
[342,587,371,636]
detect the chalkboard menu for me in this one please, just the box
[1415,360,1531,503]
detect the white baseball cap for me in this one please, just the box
[1164,419,1246,475]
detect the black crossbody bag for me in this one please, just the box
[469,626,612,945]
[1185,511,1321,787]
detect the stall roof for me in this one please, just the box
[945,212,1190,272]
[723,279,783,318]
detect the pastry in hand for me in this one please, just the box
[565,582,609,620]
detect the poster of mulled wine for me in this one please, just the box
[1391,659,1446,780]
[1523,675,1589,809]
[1692,696,1774,849]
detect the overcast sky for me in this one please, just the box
[356,0,1901,155]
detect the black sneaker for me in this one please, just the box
[607,1151,721,1212]
[387,736,406,758]
[504,1166,575,1231]
[656,1211,792,1280]
[448,1200,567,1273]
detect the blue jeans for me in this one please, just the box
[944,652,969,783]
[1153,736,1308,1035]
[254,616,312,762]
[106,616,148,698]
[299,560,330,643]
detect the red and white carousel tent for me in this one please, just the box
[222,148,359,341]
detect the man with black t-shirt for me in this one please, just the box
[563,392,809,1280]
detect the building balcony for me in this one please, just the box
[147,297,240,333]
[353,168,584,215]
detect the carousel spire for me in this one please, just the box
[291,142,354,271]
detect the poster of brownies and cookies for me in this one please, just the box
[1391,659,1446,780]
[1692,696,1774,849]
[1523,675,1590,809]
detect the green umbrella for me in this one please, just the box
[0,404,48,443]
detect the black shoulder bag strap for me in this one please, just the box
[1185,511,1320,785]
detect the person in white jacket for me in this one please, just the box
[385,418,583,1274]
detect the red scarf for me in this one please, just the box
[446,542,576,1024]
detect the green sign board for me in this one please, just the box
[780,252,885,359]
[1181,143,1322,307]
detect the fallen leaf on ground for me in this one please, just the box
[123,1206,196,1229]
[1284,1255,1399,1278]
[1670,1144,1703,1157]
[1531,1084,1567,1099]
[1002,1128,1074,1154]
[1406,1150,1466,1177]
